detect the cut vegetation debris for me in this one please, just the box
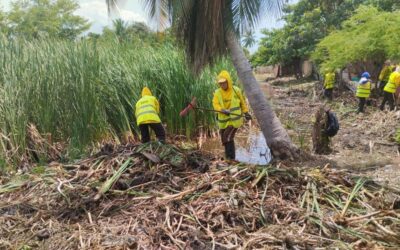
[0,143,399,249]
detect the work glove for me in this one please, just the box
[244,112,252,121]
[221,109,230,115]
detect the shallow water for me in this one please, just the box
[200,131,272,165]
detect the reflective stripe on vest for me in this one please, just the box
[384,72,400,94]
[356,82,371,98]
[384,81,397,93]
[215,86,243,129]
[136,96,161,125]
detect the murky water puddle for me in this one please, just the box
[200,131,272,165]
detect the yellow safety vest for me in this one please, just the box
[378,66,392,82]
[215,86,243,129]
[135,95,161,125]
[384,72,400,94]
[356,82,371,98]
[324,73,335,89]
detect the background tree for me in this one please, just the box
[312,6,400,78]
[108,0,299,159]
[95,19,156,45]
[6,0,90,40]
[113,18,128,42]
[251,0,399,74]
[241,30,256,48]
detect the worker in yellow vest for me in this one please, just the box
[323,71,335,100]
[377,61,393,95]
[135,87,166,143]
[380,66,400,111]
[212,70,251,160]
[356,72,371,113]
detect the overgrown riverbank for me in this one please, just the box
[0,37,235,167]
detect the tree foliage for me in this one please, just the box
[251,0,399,67]
[312,6,400,72]
[88,19,161,46]
[241,30,256,48]
[3,0,90,40]
[133,0,285,73]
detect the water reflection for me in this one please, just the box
[235,132,272,165]
[200,131,272,165]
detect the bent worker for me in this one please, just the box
[356,72,371,113]
[377,61,393,95]
[135,87,166,143]
[380,66,400,111]
[323,70,335,101]
[212,70,251,160]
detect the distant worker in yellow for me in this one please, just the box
[212,70,251,160]
[377,61,393,95]
[323,70,335,101]
[380,66,400,111]
[135,87,166,143]
[356,72,371,113]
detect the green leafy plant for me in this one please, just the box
[0,37,235,165]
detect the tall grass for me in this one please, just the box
[0,37,236,164]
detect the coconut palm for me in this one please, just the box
[242,30,256,48]
[113,18,128,42]
[107,0,298,159]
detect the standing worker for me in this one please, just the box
[380,66,400,111]
[135,87,166,143]
[377,61,393,95]
[212,70,251,160]
[323,70,335,101]
[356,72,371,113]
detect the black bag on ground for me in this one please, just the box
[325,111,339,137]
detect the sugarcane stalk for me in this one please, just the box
[341,178,366,217]
[94,158,132,200]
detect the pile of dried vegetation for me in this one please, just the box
[0,141,399,249]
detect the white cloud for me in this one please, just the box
[75,0,147,33]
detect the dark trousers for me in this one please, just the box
[379,81,387,95]
[220,126,238,160]
[324,88,333,100]
[380,91,395,111]
[139,123,166,143]
[357,97,366,113]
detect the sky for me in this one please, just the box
[1,0,298,52]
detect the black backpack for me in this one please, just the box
[325,111,339,137]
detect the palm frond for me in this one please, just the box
[175,1,228,73]
[230,0,284,35]
[140,0,285,73]
[141,0,171,29]
[106,0,119,16]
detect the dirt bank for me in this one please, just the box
[261,76,400,186]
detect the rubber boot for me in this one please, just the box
[226,141,236,160]
[224,143,229,159]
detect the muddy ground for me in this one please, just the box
[203,74,400,185]
[256,74,400,186]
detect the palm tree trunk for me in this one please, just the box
[226,32,298,160]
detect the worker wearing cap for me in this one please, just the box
[135,87,166,143]
[380,66,400,111]
[356,72,371,113]
[212,70,251,160]
[323,70,335,101]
